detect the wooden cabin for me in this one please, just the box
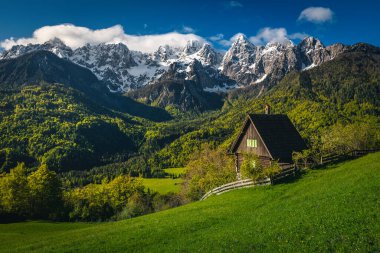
[229,105,307,178]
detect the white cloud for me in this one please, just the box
[249,27,308,45]
[209,33,224,41]
[210,29,308,48]
[218,39,234,47]
[0,24,207,53]
[298,7,334,24]
[289,32,309,40]
[182,26,196,33]
[210,33,243,47]
[228,1,243,8]
[209,34,232,47]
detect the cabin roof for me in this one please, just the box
[229,114,307,162]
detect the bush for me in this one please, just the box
[265,161,281,178]
[240,153,281,180]
[152,192,184,212]
[240,153,264,180]
[292,149,315,169]
[182,145,235,200]
[321,122,380,155]
[123,192,152,219]
[64,176,149,221]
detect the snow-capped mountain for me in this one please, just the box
[220,35,347,87]
[0,36,347,93]
[0,38,228,92]
[0,38,73,59]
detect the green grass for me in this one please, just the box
[141,178,183,194]
[163,167,186,177]
[1,153,379,253]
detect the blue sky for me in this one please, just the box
[0,0,379,51]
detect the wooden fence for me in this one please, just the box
[201,178,271,200]
[201,149,379,200]
[319,149,380,165]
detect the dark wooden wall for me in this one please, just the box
[235,122,272,173]
[236,122,271,158]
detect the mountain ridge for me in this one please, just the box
[1,38,378,113]
[0,36,350,93]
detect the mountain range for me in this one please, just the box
[0,36,347,96]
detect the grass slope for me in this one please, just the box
[1,153,379,252]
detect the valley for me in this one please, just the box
[0,27,379,251]
[0,0,380,251]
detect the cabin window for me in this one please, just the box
[247,139,257,148]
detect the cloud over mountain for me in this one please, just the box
[0,24,207,53]
[249,27,307,44]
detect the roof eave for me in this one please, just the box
[228,116,251,153]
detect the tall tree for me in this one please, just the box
[28,164,63,219]
[0,163,29,218]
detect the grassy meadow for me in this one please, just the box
[141,178,183,194]
[0,152,379,253]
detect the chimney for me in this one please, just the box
[264,104,271,115]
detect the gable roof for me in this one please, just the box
[229,114,307,163]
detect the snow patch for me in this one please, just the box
[204,83,241,93]
[254,74,267,84]
[262,46,277,55]
[257,85,265,97]
[302,63,316,71]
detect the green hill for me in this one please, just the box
[148,44,380,169]
[1,153,379,252]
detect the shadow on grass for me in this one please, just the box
[311,156,356,170]
[272,171,304,185]
[0,214,27,224]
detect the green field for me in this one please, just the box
[1,153,379,253]
[141,178,183,194]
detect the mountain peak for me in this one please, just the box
[234,33,248,42]
[264,39,294,50]
[43,38,67,47]
[200,43,212,50]
[183,40,202,55]
[197,43,221,65]
[299,36,324,50]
